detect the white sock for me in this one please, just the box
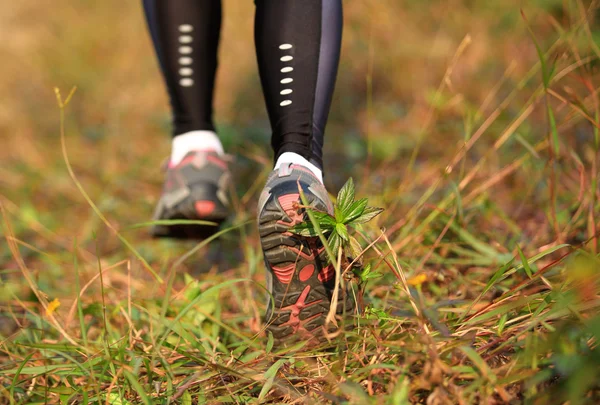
[170,130,224,165]
[275,152,324,184]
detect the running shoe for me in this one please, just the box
[151,150,230,239]
[258,163,355,343]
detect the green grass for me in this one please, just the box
[1,0,600,403]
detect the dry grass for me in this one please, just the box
[1,0,599,403]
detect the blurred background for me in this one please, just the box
[0,0,598,318]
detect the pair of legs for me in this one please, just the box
[142,0,342,173]
[143,0,353,342]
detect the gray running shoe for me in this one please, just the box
[151,151,230,239]
[258,163,354,343]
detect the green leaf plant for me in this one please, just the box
[289,178,384,284]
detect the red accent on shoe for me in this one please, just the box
[299,264,315,282]
[279,285,322,333]
[177,154,198,167]
[271,263,295,284]
[289,164,320,180]
[207,154,227,169]
[195,200,216,217]
[318,264,335,283]
[285,246,313,260]
[277,193,303,225]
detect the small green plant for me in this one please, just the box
[290,178,383,266]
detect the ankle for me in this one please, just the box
[171,130,224,165]
[274,152,323,184]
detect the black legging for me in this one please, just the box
[142,0,342,169]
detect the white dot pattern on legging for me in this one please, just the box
[178,25,194,87]
[279,44,293,106]
[179,24,193,33]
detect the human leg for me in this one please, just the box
[143,0,229,238]
[254,0,353,342]
[254,0,342,178]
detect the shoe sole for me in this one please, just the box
[151,219,224,240]
[151,185,228,240]
[259,181,353,343]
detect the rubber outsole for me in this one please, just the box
[151,185,228,240]
[151,220,224,240]
[259,180,354,343]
